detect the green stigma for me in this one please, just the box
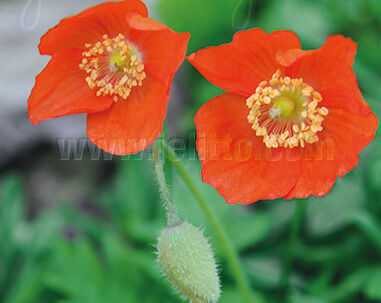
[109,52,128,72]
[271,96,296,119]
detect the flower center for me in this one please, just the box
[247,70,329,149]
[270,96,295,119]
[109,52,129,72]
[79,34,146,102]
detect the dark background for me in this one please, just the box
[0,0,380,302]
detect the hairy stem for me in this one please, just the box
[152,142,180,227]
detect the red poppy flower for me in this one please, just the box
[28,0,190,155]
[188,28,378,204]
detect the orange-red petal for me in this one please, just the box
[283,108,378,199]
[28,48,114,125]
[86,76,169,155]
[195,93,301,204]
[283,35,371,117]
[187,28,301,97]
[39,0,148,55]
[127,15,190,86]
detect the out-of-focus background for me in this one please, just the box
[0,0,380,302]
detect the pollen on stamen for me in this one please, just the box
[79,33,146,102]
[246,69,329,149]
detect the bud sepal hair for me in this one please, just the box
[157,221,221,303]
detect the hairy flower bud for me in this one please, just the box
[157,221,220,303]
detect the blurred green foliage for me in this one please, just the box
[1,0,381,302]
[1,151,381,302]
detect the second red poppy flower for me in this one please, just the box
[188,28,378,204]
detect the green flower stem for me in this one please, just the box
[279,198,308,291]
[158,140,254,303]
[152,142,181,227]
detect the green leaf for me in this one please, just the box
[255,0,330,47]
[320,267,376,302]
[305,175,366,237]
[226,212,272,251]
[157,0,236,52]
[43,240,103,299]
[348,211,381,253]
[0,175,25,247]
[364,270,381,300]
[0,175,26,294]
[290,292,328,303]
[97,157,161,240]
[244,256,302,290]
[220,287,267,303]
[4,262,44,303]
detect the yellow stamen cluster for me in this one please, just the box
[247,70,329,149]
[79,33,146,102]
